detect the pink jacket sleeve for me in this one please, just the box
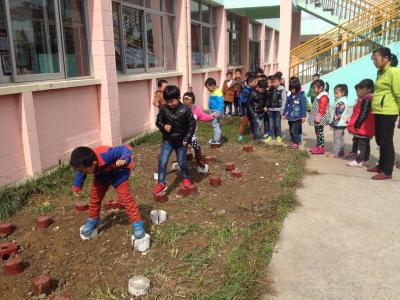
[192,105,214,122]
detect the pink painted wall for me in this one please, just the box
[191,73,207,109]
[33,86,101,170]
[118,80,152,139]
[0,95,26,186]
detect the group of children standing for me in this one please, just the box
[66,69,378,244]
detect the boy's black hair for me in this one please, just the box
[204,77,217,87]
[255,67,264,75]
[234,69,242,74]
[163,85,181,101]
[275,71,283,79]
[311,79,325,90]
[157,79,168,88]
[334,84,349,96]
[257,79,267,89]
[226,71,233,76]
[245,72,254,77]
[267,75,273,81]
[271,74,281,81]
[246,74,258,84]
[183,91,196,103]
[355,79,374,93]
[312,73,321,78]
[70,147,97,168]
[259,74,267,80]
[289,77,302,93]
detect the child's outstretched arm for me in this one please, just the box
[194,106,214,122]
[72,171,87,194]
[354,99,372,128]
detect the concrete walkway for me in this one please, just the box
[267,124,400,299]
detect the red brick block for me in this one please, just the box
[210,176,222,186]
[231,170,242,178]
[0,243,19,260]
[225,162,235,171]
[32,274,51,295]
[154,192,168,203]
[75,202,89,212]
[243,145,253,153]
[0,223,14,236]
[3,256,24,275]
[35,216,52,229]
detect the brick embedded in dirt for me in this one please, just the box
[75,202,89,212]
[225,162,235,171]
[0,223,15,236]
[203,155,215,163]
[32,274,52,295]
[210,176,222,186]
[231,170,242,178]
[35,216,52,229]
[50,295,70,300]
[3,255,24,275]
[0,242,19,260]
[243,145,254,153]
[179,185,198,196]
[154,192,168,203]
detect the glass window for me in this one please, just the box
[125,0,143,5]
[146,14,163,68]
[164,15,175,70]
[201,4,210,24]
[9,0,60,75]
[191,24,201,66]
[227,13,241,66]
[145,0,161,11]
[202,26,210,66]
[212,6,217,25]
[163,0,174,13]
[122,7,145,69]
[113,3,123,72]
[60,0,89,77]
[0,0,11,81]
[191,0,200,21]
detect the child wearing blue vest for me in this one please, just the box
[328,84,350,158]
[205,78,224,146]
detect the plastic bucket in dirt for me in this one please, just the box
[150,210,167,225]
[131,234,151,252]
[0,223,14,236]
[128,276,150,297]
[79,225,98,241]
[3,255,24,275]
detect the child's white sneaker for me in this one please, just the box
[346,160,363,167]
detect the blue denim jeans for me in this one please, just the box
[211,113,222,143]
[268,111,282,138]
[263,112,270,136]
[158,141,189,184]
[239,102,247,117]
[251,113,264,140]
[288,120,302,144]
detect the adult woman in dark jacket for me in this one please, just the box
[368,47,400,180]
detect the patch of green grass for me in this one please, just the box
[29,201,54,216]
[128,131,161,146]
[153,223,199,246]
[90,286,128,300]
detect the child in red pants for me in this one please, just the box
[70,145,145,240]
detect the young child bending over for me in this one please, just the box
[153,85,196,195]
[328,84,350,158]
[247,79,267,142]
[346,79,375,167]
[283,77,307,149]
[70,145,145,240]
[308,79,330,155]
[183,91,217,172]
[205,78,224,146]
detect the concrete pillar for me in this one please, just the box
[291,10,301,49]
[216,6,228,87]
[241,17,249,72]
[19,92,42,176]
[89,0,122,146]
[278,0,293,79]
[260,25,266,72]
[175,0,191,91]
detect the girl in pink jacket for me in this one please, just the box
[183,92,217,173]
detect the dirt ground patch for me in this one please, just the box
[0,118,306,299]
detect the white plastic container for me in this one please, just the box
[128,276,150,297]
[153,172,158,180]
[131,233,151,252]
[197,164,209,174]
[79,225,98,241]
[172,162,180,171]
[150,209,167,225]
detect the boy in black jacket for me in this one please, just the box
[153,85,196,195]
[247,80,267,141]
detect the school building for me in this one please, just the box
[0,0,398,186]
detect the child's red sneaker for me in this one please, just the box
[182,179,191,188]
[152,183,167,195]
[288,143,299,150]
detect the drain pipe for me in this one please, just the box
[185,0,192,91]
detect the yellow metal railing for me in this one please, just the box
[290,0,399,82]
